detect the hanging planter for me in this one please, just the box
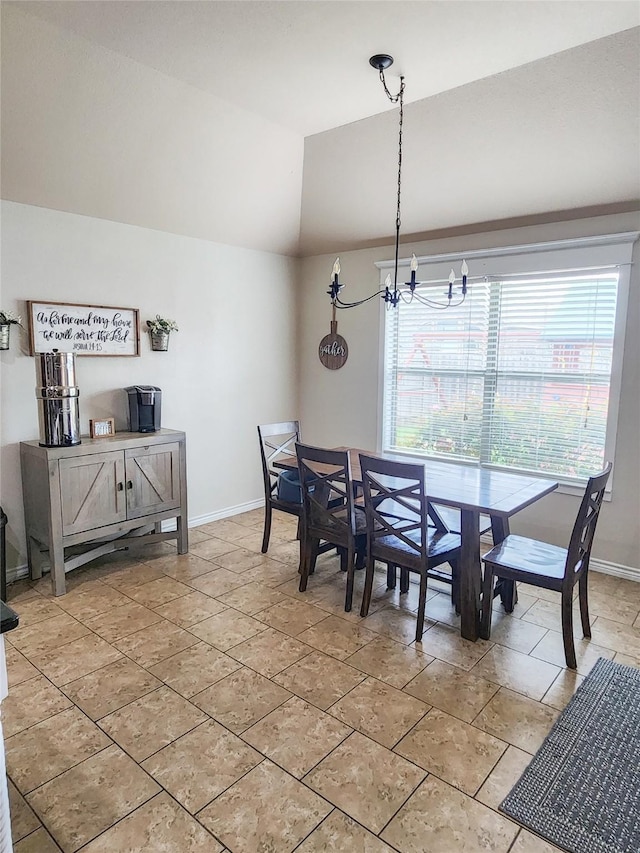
[146,315,178,352]
[150,331,170,351]
[0,310,23,351]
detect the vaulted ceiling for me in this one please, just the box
[3,2,639,256]
[14,0,640,135]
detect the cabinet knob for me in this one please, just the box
[117,482,124,491]
[127,480,133,490]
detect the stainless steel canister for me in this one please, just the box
[35,352,81,447]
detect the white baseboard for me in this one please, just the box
[189,497,264,528]
[7,565,29,584]
[159,498,265,533]
[589,557,640,583]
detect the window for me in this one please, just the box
[380,234,635,486]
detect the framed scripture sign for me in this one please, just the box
[28,301,140,356]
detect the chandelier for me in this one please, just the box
[328,55,469,310]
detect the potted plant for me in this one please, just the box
[146,315,178,351]
[0,310,23,350]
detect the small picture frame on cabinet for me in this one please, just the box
[89,417,115,438]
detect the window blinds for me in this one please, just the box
[383,270,619,482]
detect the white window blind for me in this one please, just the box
[381,235,635,485]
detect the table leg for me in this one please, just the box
[459,508,481,641]
[490,516,517,612]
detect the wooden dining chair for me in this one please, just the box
[257,421,302,553]
[296,444,366,612]
[359,454,462,643]
[481,462,612,669]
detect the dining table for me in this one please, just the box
[275,447,558,642]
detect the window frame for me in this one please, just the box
[376,232,638,497]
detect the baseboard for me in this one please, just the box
[589,557,640,583]
[7,565,29,584]
[159,498,265,533]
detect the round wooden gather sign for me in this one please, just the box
[319,321,348,370]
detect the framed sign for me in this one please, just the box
[89,417,115,438]
[28,301,140,356]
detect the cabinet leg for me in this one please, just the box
[50,543,66,596]
[177,515,188,555]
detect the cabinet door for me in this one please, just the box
[59,451,126,536]
[125,442,181,519]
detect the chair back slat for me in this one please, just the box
[257,421,300,496]
[296,444,356,543]
[565,462,612,584]
[359,454,429,562]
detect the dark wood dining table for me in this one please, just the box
[275,447,557,642]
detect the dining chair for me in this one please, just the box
[257,421,302,553]
[359,454,462,643]
[296,443,366,612]
[481,462,612,669]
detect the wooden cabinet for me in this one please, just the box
[20,430,188,596]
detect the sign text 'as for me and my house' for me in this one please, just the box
[28,302,140,356]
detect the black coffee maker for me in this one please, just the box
[125,386,161,432]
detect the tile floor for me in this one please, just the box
[4,508,640,852]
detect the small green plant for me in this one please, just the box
[146,315,178,334]
[0,310,23,327]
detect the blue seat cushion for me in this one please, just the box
[277,469,302,504]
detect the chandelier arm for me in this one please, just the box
[411,290,467,309]
[333,290,387,309]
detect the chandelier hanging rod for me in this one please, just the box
[328,54,469,311]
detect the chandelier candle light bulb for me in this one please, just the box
[461,259,469,293]
[410,254,418,289]
[448,270,456,300]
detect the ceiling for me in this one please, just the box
[14,0,640,137]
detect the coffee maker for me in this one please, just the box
[125,386,161,433]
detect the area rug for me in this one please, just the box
[500,657,640,853]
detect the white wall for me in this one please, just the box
[1,5,304,256]
[299,212,640,569]
[0,201,299,570]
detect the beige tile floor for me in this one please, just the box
[4,508,640,852]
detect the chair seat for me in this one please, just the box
[483,534,568,583]
[377,528,461,561]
